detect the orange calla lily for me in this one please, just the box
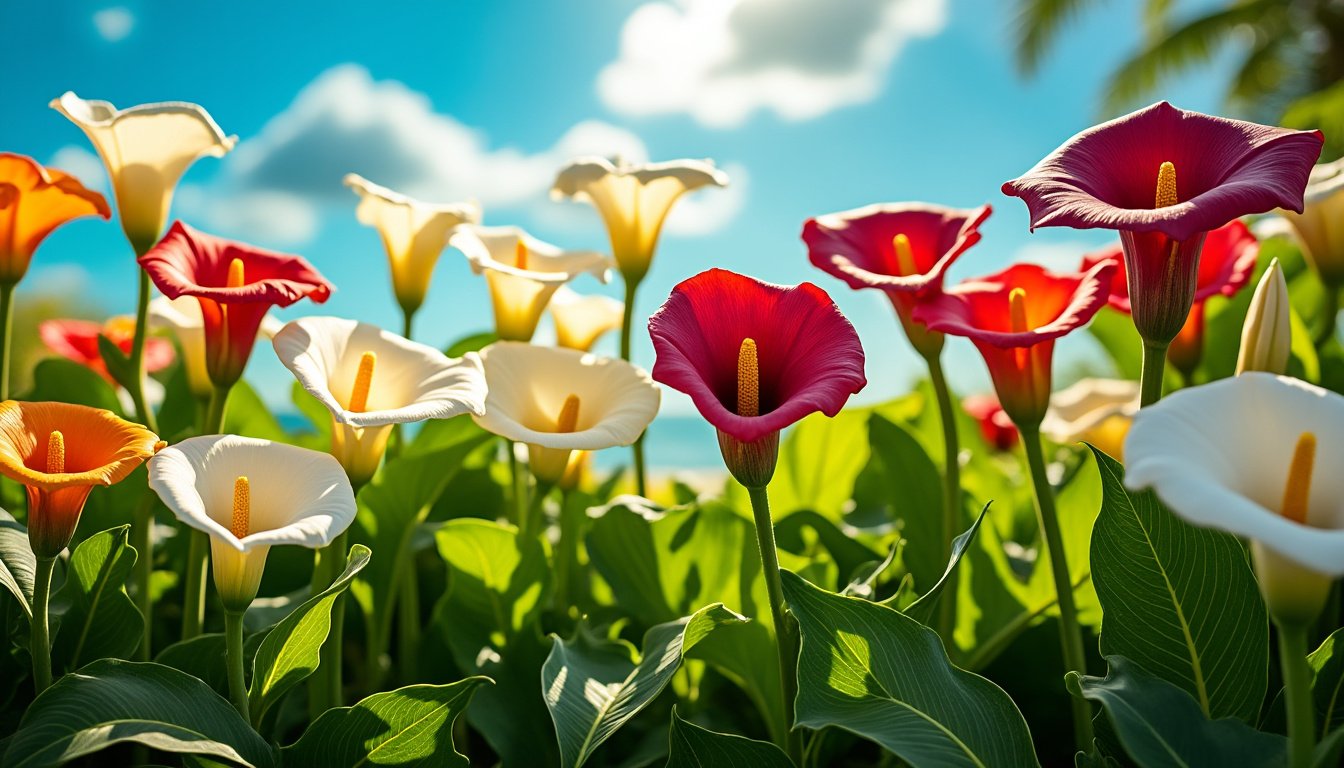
[0,153,110,284]
[0,401,158,557]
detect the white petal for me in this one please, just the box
[449,224,611,284]
[1040,378,1139,443]
[550,286,624,351]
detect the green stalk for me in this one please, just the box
[924,351,962,641]
[1278,622,1316,768]
[1138,340,1169,407]
[620,278,648,497]
[506,440,526,527]
[1315,286,1339,350]
[554,488,583,613]
[1020,426,1093,753]
[310,531,348,720]
[0,281,15,401]
[745,485,802,763]
[397,555,420,683]
[401,309,415,342]
[127,267,159,433]
[522,479,553,539]
[132,492,155,660]
[182,384,232,639]
[30,556,56,693]
[224,610,250,721]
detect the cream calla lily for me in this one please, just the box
[1282,158,1344,287]
[1236,259,1291,375]
[449,225,610,342]
[473,341,660,483]
[343,174,481,318]
[1039,378,1139,460]
[549,286,624,352]
[273,316,487,485]
[551,156,729,282]
[148,435,356,612]
[149,296,283,401]
[50,92,236,252]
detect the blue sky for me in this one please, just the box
[0,0,1236,419]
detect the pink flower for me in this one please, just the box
[963,394,1019,451]
[40,317,174,384]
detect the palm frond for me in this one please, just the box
[1014,0,1109,76]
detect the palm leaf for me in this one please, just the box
[1014,0,1108,75]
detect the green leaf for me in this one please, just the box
[282,677,491,767]
[24,358,123,414]
[1088,308,1145,380]
[1068,655,1285,768]
[248,544,370,725]
[50,525,143,672]
[1303,627,1344,735]
[542,604,747,768]
[666,708,792,768]
[774,510,883,591]
[1088,446,1269,721]
[2,658,275,768]
[222,381,289,442]
[445,331,497,358]
[901,502,990,624]
[0,510,35,618]
[95,334,135,391]
[155,632,268,699]
[783,570,1039,767]
[852,414,943,589]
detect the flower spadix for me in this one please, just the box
[50,93,236,253]
[149,296,283,400]
[472,342,659,484]
[1281,158,1344,287]
[551,156,729,283]
[343,174,481,317]
[0,153,110,285]
[549,286,624,352]
[648,269,866,488]
[273,316,488,485]
[149,435,356,612]
[1125,373,1344,625]
[1040,378,1140,460]
[40,316,175,385]
[449,225,609,342]
[0,401,158,557]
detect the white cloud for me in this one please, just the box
[93,7,134,42]
[47,146,107,194]
[598,0,947,128]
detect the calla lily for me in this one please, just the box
[343,174,481,319]
[273,316,488,486]
[472,341,659,484]
[149,296,283,401]
[148,435,356,612]
[1124,373,1344,625]
[549,286,624,352]
[913,261,1115,427]
[963,394,1018,452]
[0,401,158,557]
[450,225,609,342]
[551,156,729,283]
[1003,102,1321,346]
[139,221,333,389]
[0,153,110,284]
[648,268,866,487]
[802,202,992,356]
[39,317,175,385]
[1237,259,1291,376]
[1281,158,1344,287]
[1040,378,1139,460]
[50,93,236,253]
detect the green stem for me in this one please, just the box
[310,532,348,720]
[1020,427,1093,753]
[522,479,552,539]
[507,440,526,528]
[397,554,419,683]
[132,492,154,660]
[1139,339,1169,407]
[555,489,582,614]
[402,309,415,341]
[1315,287,1339,349]
[925,352,961,642]
[224,611,250,721]
[127,267,158,433]
[0,281,15,401]
[30,556,56,693]
[745,485,802,763]
[620,278,648,497]
[1279,622,1316,768]
[183,384,232,640]
[204,384,230,436]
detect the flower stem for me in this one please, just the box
[1315,286,1339,349]
[924,351,962,641]
[507,440,526,527]
[1278,621,1316,768]
[132,492,155,660]
[522,479,553,539]
[555,488,583,613]
[397,554,420,683]
[1020,426,1093,753]
[127,267,159,433]
[620,278,648,497]
[224,610,250,722]
[1138,339,1169,407]
[30,556,56,693]
[183,384,232,640]
[310,531,348,720]
[0,281,15,401]
[745,485,801,763]
[401,309,415,342]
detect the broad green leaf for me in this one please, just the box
[24,358,123,414]
[783,571,1039,767]
[1088,447,1269,721]
[50,525,143,672]
[282,677,491,767]
[2,658,275,768]
[774,510,883,590]
[95,334,135,391]
[1088,308,1144,380]
[0,510,34,618]
[666,709,792,768]
[901,502,990,624]
[1069,655,1284,768]
[852,414,943,589]
[287,380,332,450]
[155,632,268,699]
[1303,627,1344,735]
[222,381,289,442]
[248,544,370,725]
[445,331,496,358]
[542,604,747,768]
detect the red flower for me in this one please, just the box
[1003,102,1320,344]
[648,269,865,486]
[963,394,1018,452]
[139,221,333,389]
[40,317,175,384]
[913,261,1116,426]
[801,203,991,356]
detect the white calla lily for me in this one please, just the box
[1124,373,1344,624]
[551,156,729,282]
[473,341,659,483]
[449,225,610,342]
[50,92,236,252]
[149,435,356,611]
[343,174,481,318]
[1282,158,1344,287]
[273,316,487,485]
[150,296,283,400]
[1040,378,1139,460]
[549,286,624,352]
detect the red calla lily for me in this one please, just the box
[40,318,174,384]
[963,394,1019,452]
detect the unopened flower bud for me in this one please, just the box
[1235,259,1291,376]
